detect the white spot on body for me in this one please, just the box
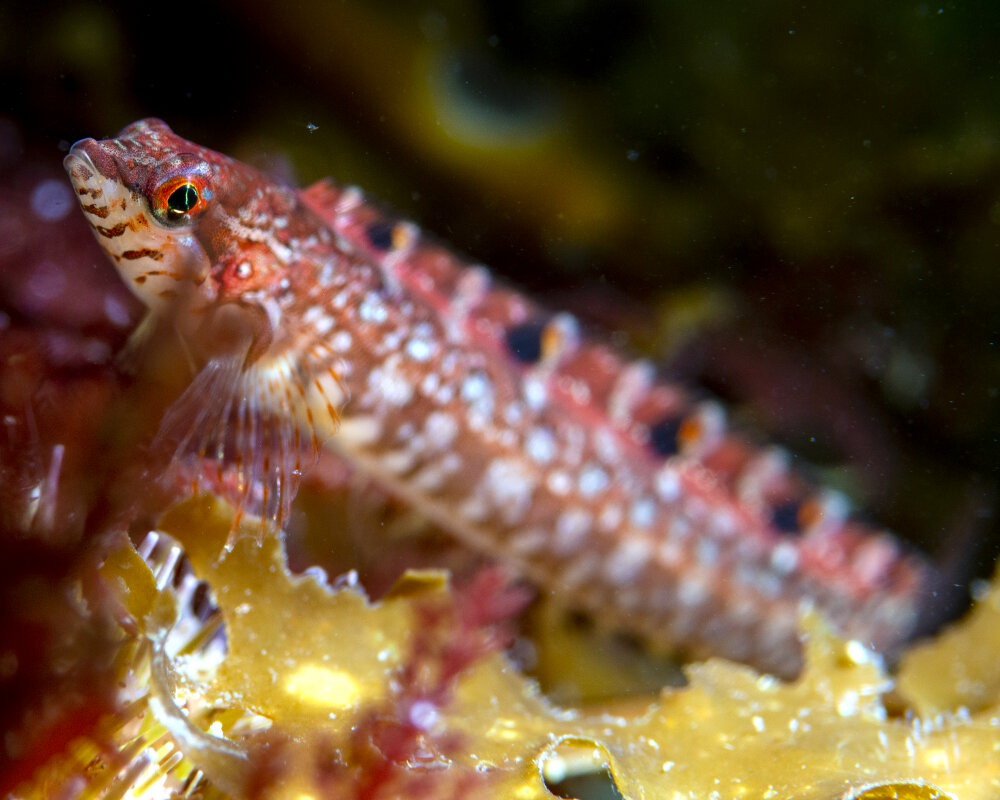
[439,453,462,474]
[331,288,349,308]
[395,422,416,442]
[379,328,404,353]
[419,372,440,396]
[770,541,799,575]
[655,465,682,503]
[629,497,656,529]
[695,537,720,567]
[330,330,352,352]
[311,314,335,336]
[525,427,557,465]
[358,292,388,324]
[522,375,547,411]
[460,370,495,424]
[503,402,524,426]
[434,384,455,405]
[578,464,609,498]
[710,509,738,538]
[473,457,537,526]
[604,536,652,584]
[368,356,414,408]
[405,336,435,362]
[546,470,572,496]
[592,427,622,465]
[423,411,459,451]
[553,508,593,554]
[678,572,711,609]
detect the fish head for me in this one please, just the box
[63,119,296,347]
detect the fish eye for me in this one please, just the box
[151,171,211,225]
[167,183,199,218]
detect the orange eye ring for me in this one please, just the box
[152,173,212,224]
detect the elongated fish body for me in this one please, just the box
[65,119,929,677]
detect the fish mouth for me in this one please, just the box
[63,138,120,188]
[63,142,100,188]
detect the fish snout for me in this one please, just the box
[64,138,118,185]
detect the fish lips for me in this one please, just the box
[64,138,120,187]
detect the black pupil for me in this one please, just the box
[167,184,198,215]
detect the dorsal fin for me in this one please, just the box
[300,178,349,228]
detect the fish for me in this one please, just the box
[64,118,931,678]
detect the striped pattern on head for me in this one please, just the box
[63,119,347,533]
[63,119,221,318]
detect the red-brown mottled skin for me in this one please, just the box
[64,119,930,678]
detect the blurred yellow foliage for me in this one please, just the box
[23,495,1000,798]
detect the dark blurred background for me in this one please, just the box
[3,0,999,583]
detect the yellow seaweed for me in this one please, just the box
[18,494,1000,798]
[898,576,1000,717]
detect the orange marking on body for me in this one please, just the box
[798,498,824,530]
[678,416,704,450]
[95,221,129,238]
[95,214,148,238]
[122,249,164,261]
[391,223,413,250]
